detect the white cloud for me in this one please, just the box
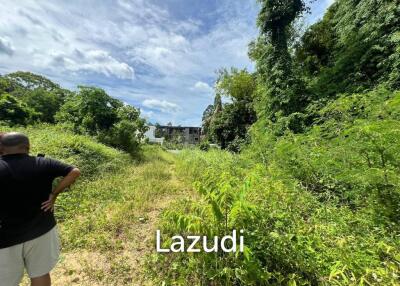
[142,99,181,113]
[0,36,14,56]
[48,49,134,79]
[117,0,169,21]
[140,109,155,120]
[192,81,213,93]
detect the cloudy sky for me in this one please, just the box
[0,0,333,126]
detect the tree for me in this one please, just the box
[99,105,148,155]
[202,94,222,143]
[56,86,122,134]
[0,93,37,125]
[216,68,256,102]
[294,17,336,77]
[201,104,215,136]
[251,0,308,122]
[6,71,61,91]
[294,0,400,98]
[111,105,148,152]
[209,103,251,151]
[204,69,257,151]
[1,72,70,123]
[56,86,147,155]
[0,76,14,94]
[22,88,64,123]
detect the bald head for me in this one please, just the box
[0,132,30,155]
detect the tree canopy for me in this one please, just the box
[203,69,257,151]
[0,72,147,155]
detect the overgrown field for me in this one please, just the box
[149,89,400,285]
[0,124,188,285]
[2,89,400,285]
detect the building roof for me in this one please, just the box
[158,125,201,129]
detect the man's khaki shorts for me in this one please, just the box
[0,227,60,286]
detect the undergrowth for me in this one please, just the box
[148,89,400,285]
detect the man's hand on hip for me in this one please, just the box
[40,167,81,212]
[41,193,57,212]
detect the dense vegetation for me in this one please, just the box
[204,0,400,147]
[0,72,147,155]
[150,0,400,285]
[151,88,400,285]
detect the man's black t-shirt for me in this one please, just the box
[0,153,74,249]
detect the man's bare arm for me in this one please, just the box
[52,168,81,196]
[41,168,81,212]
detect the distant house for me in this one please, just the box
[158,125,201,145]
[144,125,164,145]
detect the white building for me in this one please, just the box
[144,125,164,145]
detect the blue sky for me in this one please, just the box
[0,0,333,126]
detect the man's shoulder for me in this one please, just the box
[24,154,42,164]
[34,155,57,166]
[36,156,73,169]
[0,156,13,166]
[36,156,62,164]
[23,155,59,169]
[0,157,6,168]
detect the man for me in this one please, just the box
[0,132,81,286]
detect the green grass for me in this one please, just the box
[0,123,131,178]
[53,144,186,285]
[1,124,187,285]
[60,144,178,252]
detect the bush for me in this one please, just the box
[199,140,210,151]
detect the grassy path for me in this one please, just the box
[22,147,190,286]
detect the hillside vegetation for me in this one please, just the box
[148,0,400,285]
[150,88,400,285]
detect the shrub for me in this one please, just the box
[199,140,210,151]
